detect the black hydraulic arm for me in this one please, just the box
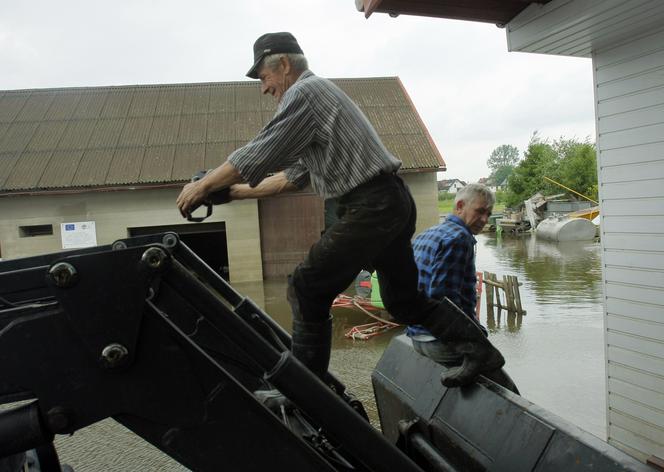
[0,233,424,472]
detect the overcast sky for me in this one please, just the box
[1,0,597,182]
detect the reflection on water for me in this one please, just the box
[56,233,606,470]
[483,235,602,310]
[486,310,524,333]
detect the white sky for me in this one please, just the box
[0,0,597,182]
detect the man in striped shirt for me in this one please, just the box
[409,184,517,392]
[176,32,505,386]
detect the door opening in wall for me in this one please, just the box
[19,224,54,237]
[128,223,229,280]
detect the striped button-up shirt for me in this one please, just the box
[228,70,402,198]
[407,215,478,339]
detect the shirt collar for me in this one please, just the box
[446,215,476,243]
[295,69,314,83]
[277,70,313,112]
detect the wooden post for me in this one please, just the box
[484,271,494,318]
[507,311,517,331]
[475,271,483,320]
[493,273,503,315]
[512,275,525,316]
[503,275,515,314]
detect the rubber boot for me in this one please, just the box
[439,341,505,387]
[291,315,333,379]
[420,298,505,386]
[254,316,331,414]
[483,368,520,395]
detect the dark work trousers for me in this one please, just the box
[288,173,439,327]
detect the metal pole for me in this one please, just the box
[543,176,598,204]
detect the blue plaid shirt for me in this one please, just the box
[407,215,477,339]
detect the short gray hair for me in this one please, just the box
[455,183,495,206]
[261,53,308,73]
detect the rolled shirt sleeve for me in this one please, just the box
[228,88,318,188]
[283,161,311,189]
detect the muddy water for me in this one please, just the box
[55,233,605,470]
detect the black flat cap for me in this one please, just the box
[246,32,304,79]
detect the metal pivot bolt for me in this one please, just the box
[46,406,73,433]
[162,233,178,248]
[101,343,129,368]
[112,240,128,250]
[49,262,78,288]
[142,247,168,270]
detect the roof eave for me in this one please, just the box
[0,182,186,198]
[357,0,552,25]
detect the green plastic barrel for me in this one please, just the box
[370,272,385,309]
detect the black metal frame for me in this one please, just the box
[0,233,423,472]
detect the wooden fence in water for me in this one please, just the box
[481,271,526,317]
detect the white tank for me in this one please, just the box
[535,217,597,241]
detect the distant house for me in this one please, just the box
[0,77,445,281]
[477,176,506,192]
[437,179,466,194]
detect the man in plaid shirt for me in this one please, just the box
[409,184,518,392]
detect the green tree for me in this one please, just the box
[504,134,597,207]
[487,144,520,173]
[492,165,514,186]
[494,189,507,204]
[552,138,598,201]
[505,135,557,207]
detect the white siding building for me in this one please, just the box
[508,0,664,463]
[438,178,466,194]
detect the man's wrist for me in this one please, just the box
[229,184,249,200]
[195,182,208,199]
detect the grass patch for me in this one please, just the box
[437,199,455,214]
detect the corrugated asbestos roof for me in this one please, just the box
[0,77,444,193]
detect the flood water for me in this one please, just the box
[55,233,606,471]
[475,233,605,439]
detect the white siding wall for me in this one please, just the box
[594,28,664,462]
[508,0,664,462]
[508,0,664,57]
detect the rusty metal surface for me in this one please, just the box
[0,78,443,193]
